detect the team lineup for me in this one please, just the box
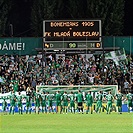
[1,89,133,115]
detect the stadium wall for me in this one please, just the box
[0,36,133,55]
[0,37,42,55]
[0,102,130,113]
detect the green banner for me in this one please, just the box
[0,37,42,55]
[104,48,128,66]
[36,85,118,96]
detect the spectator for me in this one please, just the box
[0,54,132,94]
[123,79,130,94]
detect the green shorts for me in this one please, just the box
[116,101,122,107]
[35,102,40,107]
[56,101,61,106]
[127,101,133,107]
[48,101,52,107]
[107,102,112,108]
[18,102,22,107]
[10,101,16,107]
[62,102,68,106]
[2,106,7,111]
[86,102,93,107]
[41,101,46,107]
[70,101,75,107]
[26,102,32,107]
[97,101,102,108]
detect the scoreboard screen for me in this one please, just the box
[43,20,101,42]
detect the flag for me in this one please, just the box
[104,48,128,66]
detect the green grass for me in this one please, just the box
[0,112,133,133]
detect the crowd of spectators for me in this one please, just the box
[0,53,133,94]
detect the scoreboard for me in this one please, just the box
[44,42,101,49]
[43,20,102,49]
[43,20,101,42]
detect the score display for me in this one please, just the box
[44,42,101,49]
[43,20,101,42]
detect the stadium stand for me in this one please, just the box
[0,53,132,94]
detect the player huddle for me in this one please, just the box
[1,89,133,115]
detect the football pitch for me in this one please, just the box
[0,112,133,133]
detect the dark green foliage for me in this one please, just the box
[31,0,124,36]
[68,0,124,35]
[31,0,55,36]
[0,0,12,36]
[0,0,125,36]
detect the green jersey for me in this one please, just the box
[17,95,22,104]
[41,94,46,101]
[2,100,7,111]
[62,94,68,103]
[126,93,133,108]
[69,94,75,107]
[41,93,46,106]
[96,93,103,101]
[2,100,7,107]
[106,94,113,102]
[55,93,61,102]
[17,95,23,107]
[69,94,75,102]
[126,93,132,102]
[35,93,41,102]
[46,94,54,107]
[26,95,31,102]
[34,92,41,107]
[76,93,83,103]
[47,94,54,101]
[25,95,32,107]
[9,93,16,106]
[116,93,123,101]
[62,93,68,106]
[86,94,93,103]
